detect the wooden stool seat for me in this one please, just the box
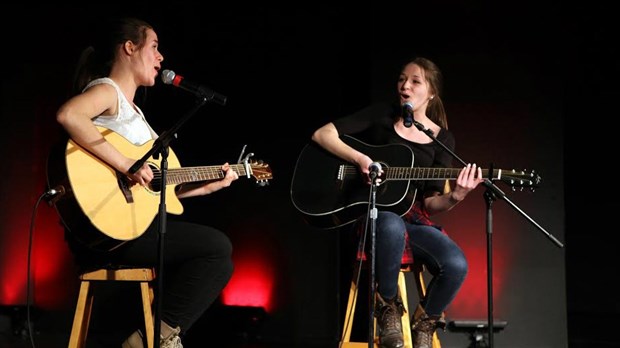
[68,267,156,348]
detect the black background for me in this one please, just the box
[1,2,618,347]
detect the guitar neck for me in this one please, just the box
[166,164,249,185]
[385,167,500,180]
[341,165,501,181]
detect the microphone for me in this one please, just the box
[161,69,227,105]
[402,102,414,128]
[368,162,382,180]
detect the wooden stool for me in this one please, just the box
[340,261,441,348]
[68,267,156,348]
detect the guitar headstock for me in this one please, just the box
[499,169,541,191]
[249,161,273,186]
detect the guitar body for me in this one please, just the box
[47,127,183,251]
[290,135,417,229]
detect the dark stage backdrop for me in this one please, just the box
[0,3,587,347]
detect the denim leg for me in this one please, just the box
[372,211,406,300]
[407,224,468,316]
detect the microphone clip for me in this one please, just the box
[412,120,435,136]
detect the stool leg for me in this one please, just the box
[341,270,411,348]
[141,281,155,348]
[69,280,93,348]
[398,271,413,348]
[342,264,378,348]
[341,269,359,343]
[413,265,442,348]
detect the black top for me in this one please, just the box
[332,102,455,196]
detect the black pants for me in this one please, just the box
[66,219,234,334]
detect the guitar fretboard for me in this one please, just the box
[339,165,502,181]
[385,167,501,180]
[164,164,251,185]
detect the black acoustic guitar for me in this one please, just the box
[290,135,540,229]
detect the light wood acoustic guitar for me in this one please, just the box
[47,126,272,251]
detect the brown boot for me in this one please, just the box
[411,305,446,348]
[375,292,405,348]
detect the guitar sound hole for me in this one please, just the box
[148,164,162,193]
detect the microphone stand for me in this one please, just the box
[366,169,380,348]
[128,96,211,348]
[411,120,563,347]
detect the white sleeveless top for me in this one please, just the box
[85,78,158,145]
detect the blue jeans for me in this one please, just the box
[371,211,468,317]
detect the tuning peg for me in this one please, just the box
[256,180,269,187]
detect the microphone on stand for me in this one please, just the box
[368,162,382,180]
[403,101,430,132]
[402,102,414,128]
[161,69,227,105]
